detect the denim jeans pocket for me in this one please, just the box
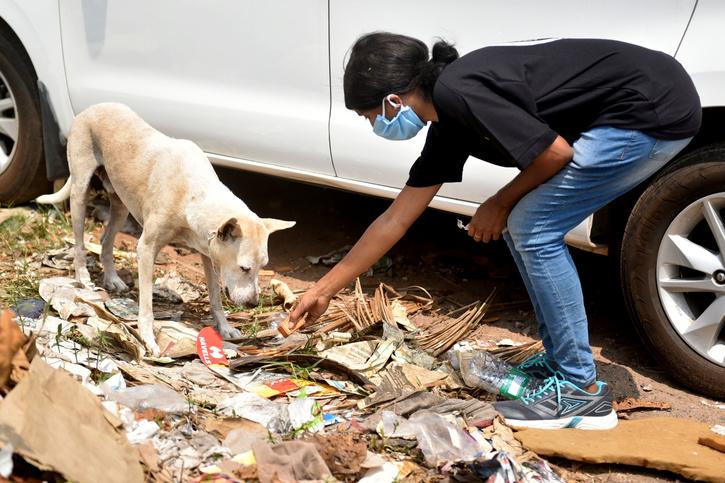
[649,138,693,162]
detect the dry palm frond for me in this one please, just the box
[417,289,496,356]
[489,340,544,364]
[307,279,435,336]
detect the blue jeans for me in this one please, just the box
[503,126,692,387]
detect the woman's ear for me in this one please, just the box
[386,94,404,109]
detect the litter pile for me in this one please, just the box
[0,268,559,481]
[1,208,724,483]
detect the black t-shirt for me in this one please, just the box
[406,38,702,187]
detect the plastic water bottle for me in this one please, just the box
[450,350,538,399]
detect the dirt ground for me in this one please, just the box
[1,166,722,482]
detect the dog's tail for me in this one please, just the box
[35,176,72,204]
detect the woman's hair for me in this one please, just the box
[343,32,459,111]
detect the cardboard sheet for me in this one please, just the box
[0,358,143,483]
[515,417,725,483]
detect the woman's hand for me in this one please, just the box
[285,184,441,331]
[467,195,511,242]
[287,288,332,329]
[465,136,573,244]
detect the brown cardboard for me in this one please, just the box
[0,358,144,483]
[515,417,725,483]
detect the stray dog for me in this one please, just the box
[37,103,295,356]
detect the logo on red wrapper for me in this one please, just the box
[196,327,229,367]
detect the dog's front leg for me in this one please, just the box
[201,255,242,339]
[136,230,163,357]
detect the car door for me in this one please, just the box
[58,0,333,175]
[329,0,697,207]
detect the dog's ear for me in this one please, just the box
[217,217,242,241]
[262,218,296,233]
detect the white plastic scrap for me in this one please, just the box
[358,462,400,483]
[126,420,160,445]
[106,384,188,414]
[0,443,13,478]
[376,411,416,439]
[216,392,291,434]
[410,410,483,466]
[152,431,229,471]
[288,397,323,433]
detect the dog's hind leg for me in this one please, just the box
[68,131,100,286]
[101,192,130,291]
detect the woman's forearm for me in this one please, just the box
[494,135,573,209]
[310,184,441,298]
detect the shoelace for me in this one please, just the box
[521,372,565,407]
[518,352,549,370]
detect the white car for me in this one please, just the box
[0,1,722,397]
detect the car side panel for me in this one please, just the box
[329,0,696,205]
[674,0,725,107]
[58,0,333,175]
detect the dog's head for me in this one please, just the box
[209,216,295,307]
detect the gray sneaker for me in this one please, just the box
[516,352,558,380]
[494,374,618,430]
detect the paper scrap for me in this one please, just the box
[0,358,144,483]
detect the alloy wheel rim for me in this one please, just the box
[657,192,725,367]
[0,69,18,175]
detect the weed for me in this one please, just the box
[223,289,277,315]
[94,330,112,370]
[0,207,102,307]
[259,359,323,381]
[238,320,262,338]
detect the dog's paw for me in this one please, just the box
[103,274,128,292]
[142,336,161,358]
[217,325,242,340]
[76,268,93,287]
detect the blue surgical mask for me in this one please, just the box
[373,95,425,140]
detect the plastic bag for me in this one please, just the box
[469,451,565,482]
[216,392,292,434]
[409,410,482,466]
[106,384,188,414]
[377,411,416,439]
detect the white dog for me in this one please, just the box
[37,103,294,356]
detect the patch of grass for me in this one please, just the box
[259,359,323,381]
[238,321,262,338]
[3,263,40,301]
[0,207,79,257]
[223,289,277,315]
[0,206,102,307]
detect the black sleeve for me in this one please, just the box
[436,78,557,170]
[406,123,469,187]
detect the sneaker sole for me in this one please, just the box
[504,410,618,430]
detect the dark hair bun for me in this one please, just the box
[343,33,457,110]
[431,40,459,66]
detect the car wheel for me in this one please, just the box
[621,147,725,399]
[0,33,49,203]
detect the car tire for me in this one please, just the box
[620,146,725,399]
[0,33,50,203]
